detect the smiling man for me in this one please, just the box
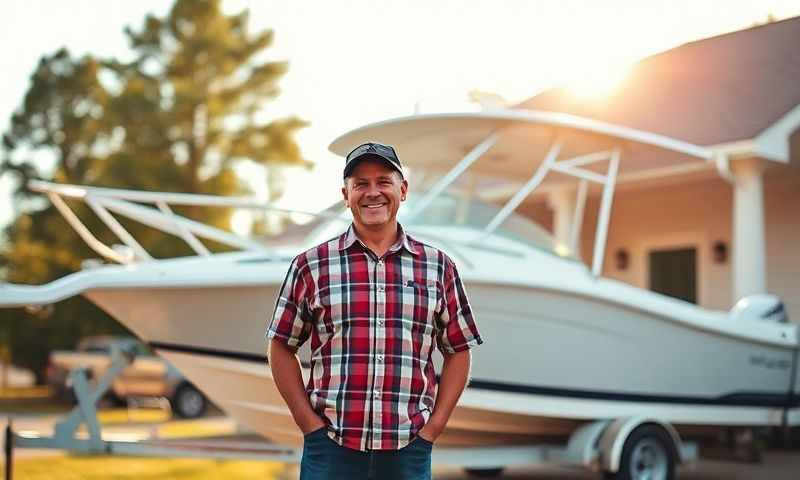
[267,142,483,480]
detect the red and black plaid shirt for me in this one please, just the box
[267,224,483,451]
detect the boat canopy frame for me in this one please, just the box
[369,109,720,276]
[27,180,347,264]
[27,109,721,277]
[406,133,619,275]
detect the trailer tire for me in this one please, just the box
[464,467,505,478]
[171,383,207,419]
[608,424,676,480]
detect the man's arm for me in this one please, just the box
[267,338,326,434]
[418,349,471,442]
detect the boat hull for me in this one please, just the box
[84,278,798,447]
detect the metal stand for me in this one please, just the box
[4,345,134,479]
[53,345,134,453]
[5,420,12,480]
[5,344,301,469]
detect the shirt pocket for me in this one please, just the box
[399,282,439,335]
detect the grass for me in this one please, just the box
[0,386,52,400]
[0,391,212,432]
[0,386,73,415]
[2,392,275,478]
[155,418,233,439]
[0,399,72,416]
[96,408,171,425]
[10,457,298,480]
[0,402,172,419]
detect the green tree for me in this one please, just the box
[0,0,308,380]
[1,49,111,286]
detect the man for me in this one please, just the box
[267,142,483,479]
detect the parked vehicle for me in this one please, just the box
[46,335,208,418]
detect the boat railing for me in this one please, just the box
[27,180,346,265]
[27,179,532,270]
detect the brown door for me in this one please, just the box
[649,248,697,304]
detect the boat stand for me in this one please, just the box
[3,345,301,480]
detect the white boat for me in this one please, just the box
[2,110,798,450]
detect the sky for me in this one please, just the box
[2,0,800,231]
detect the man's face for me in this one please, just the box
[342,159,408,230]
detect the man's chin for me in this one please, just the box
[357,215,392,227]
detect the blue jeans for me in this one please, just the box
[299,427,433,480]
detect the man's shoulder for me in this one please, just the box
[404,233,453,265]
[291,233,345,267]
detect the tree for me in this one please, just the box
[0,0,308,380]
[116,0,308,194]
[1,49,111,284]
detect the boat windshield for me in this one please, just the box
[398,193,578,260]
[301,194,577,260]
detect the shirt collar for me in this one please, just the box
[338,223,420,257]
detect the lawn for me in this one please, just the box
[10,457,297,480]
[0,387,52,400]
[0,386,73,416]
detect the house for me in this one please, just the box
[513,16,800,320]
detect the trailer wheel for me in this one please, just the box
[171,383,207,418]
[464,467,505,478]
[607,425,676,480]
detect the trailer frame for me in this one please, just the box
[3,348,700,479]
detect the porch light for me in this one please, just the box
[713,241,728,264]
[615,248,629,270]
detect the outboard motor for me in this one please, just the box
[730,294,789,323]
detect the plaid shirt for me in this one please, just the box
[267,224,483,451]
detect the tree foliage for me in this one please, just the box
[0,0,308,380]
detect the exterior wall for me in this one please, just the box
[581,176,734,311]
[520,167,800,321]
[763,169,800,322]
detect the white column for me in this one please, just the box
[731,158,767,301]
[547,186,576,255]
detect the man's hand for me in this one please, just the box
[300,415,327,435]
[417,417,445,443]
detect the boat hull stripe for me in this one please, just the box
[149,341,800,408]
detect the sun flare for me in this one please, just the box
[564,62,632,100]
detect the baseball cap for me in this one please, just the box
[343,142,403,179]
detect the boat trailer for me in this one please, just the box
[3,346,702,480]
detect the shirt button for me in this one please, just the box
[378,319,384,326]
[377,355,383,363]
[377,286,384,292]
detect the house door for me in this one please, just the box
[649,248,697,304]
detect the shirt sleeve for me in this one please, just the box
[436,254,484,354]
[266,255,313,350]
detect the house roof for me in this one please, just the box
[515,16,800,148]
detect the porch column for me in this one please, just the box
[731,158,767,301]
[547,186,578,255]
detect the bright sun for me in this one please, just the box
[564,61,633,99]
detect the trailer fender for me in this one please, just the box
[599,417,682,473]
[562,419,612,468]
